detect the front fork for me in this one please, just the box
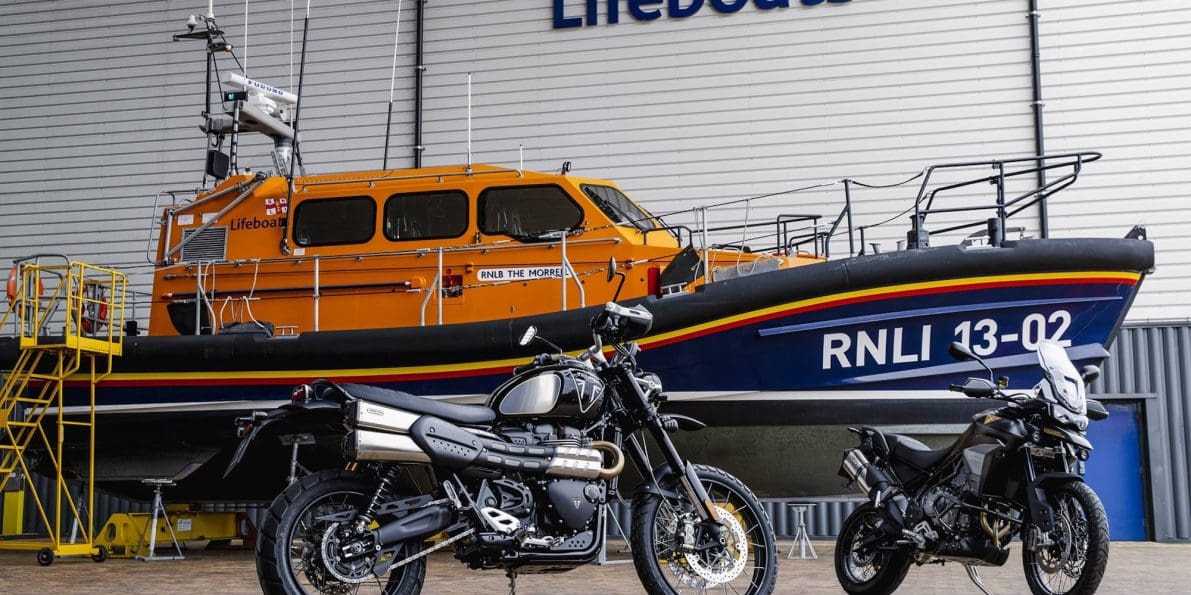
[610,363,721,524]
[624,423,721,524]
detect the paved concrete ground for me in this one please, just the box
[0,540,1186,594]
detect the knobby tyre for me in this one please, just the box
[1022,480,1109,595]
[834,503,912,595]
[631,464,778,594]
[257,468,427,595]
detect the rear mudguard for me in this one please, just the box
[224,399,345,477]
[1025,471,1083,533]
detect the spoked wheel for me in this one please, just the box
[834,504,911,595]
[631,464,778,594]
[1023,481,1109,595]
[257,469,426,595]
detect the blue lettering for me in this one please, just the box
[553,0,583,28]
[557,0,851,28]
[629,0,664,20]
[709,0,748,13]
[668,0,703,19]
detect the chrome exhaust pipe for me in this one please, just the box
[547,441,625,480]
[347,401,421,434]
[345,429,431,463]
[841,448,912,527]
[841,448,875,494]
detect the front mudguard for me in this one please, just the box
[1025,471,1083,533]
[223,399,346,477]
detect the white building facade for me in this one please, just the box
[1,0,1188,322]
[3,0,1191,541]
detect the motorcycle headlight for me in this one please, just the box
[1050,405,1089,431]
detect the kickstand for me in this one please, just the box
[964,564,994,595]
[506,569,517,595]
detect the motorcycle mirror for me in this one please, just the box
[948,341,975,361]
[519,326,538,347]
[949,341,995,381]
[1081,364,1100,384]
[607,257,627,301]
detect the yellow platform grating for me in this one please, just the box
[0,259,126,562]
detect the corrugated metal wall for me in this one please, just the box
[1090,323,1191,541]
[3,1,1188,322]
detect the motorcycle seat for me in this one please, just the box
[336,383,496,426]
[885,433,950,470]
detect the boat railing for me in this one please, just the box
[297,166,525,190]
[670,151,1101,269]
[905,151,1101,249]
[149,152,1103,336]
[179,234,616,334]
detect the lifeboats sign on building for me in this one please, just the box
[552,0,852,28]
[477,267,569,282]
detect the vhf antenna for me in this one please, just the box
[467,72,472,172]
[382,0,404,170]
[281,0,311,256]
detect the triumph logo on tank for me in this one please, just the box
[230,216,286,231]
[552,0,853,29]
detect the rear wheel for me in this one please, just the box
[631,464,778,594]
[257,469,427,595]
[1022,480,1109,595]
[834,504,912,595]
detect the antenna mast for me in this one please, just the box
[382,0,404,171]
[243,0,249,76]
[282,0,311,256]
[467,72,472,172]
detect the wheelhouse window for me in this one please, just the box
[582,184,660,231]
[293,196,376,246]
[478,185,584,240]
[384,190,468,241]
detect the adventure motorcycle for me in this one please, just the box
[834,340,1111,595]
[227,301,778,594]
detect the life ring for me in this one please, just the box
[5,265,43,306]
[80,286,109,334]
[5,266,15,305]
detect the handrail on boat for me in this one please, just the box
[907,151,1101,248]
[141,151,1107,336]
[297,166,524,190]
[664,151,1099,264]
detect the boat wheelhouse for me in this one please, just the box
[150,165,819,338]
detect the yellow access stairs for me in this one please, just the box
[0,258,126,564]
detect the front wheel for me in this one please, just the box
[834,503,912,595]
[1022,480,1109,595]
[256,469,427,595]
[631,464,778,594]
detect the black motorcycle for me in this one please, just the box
[834,340,1111,595]
[227,301,778,594]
